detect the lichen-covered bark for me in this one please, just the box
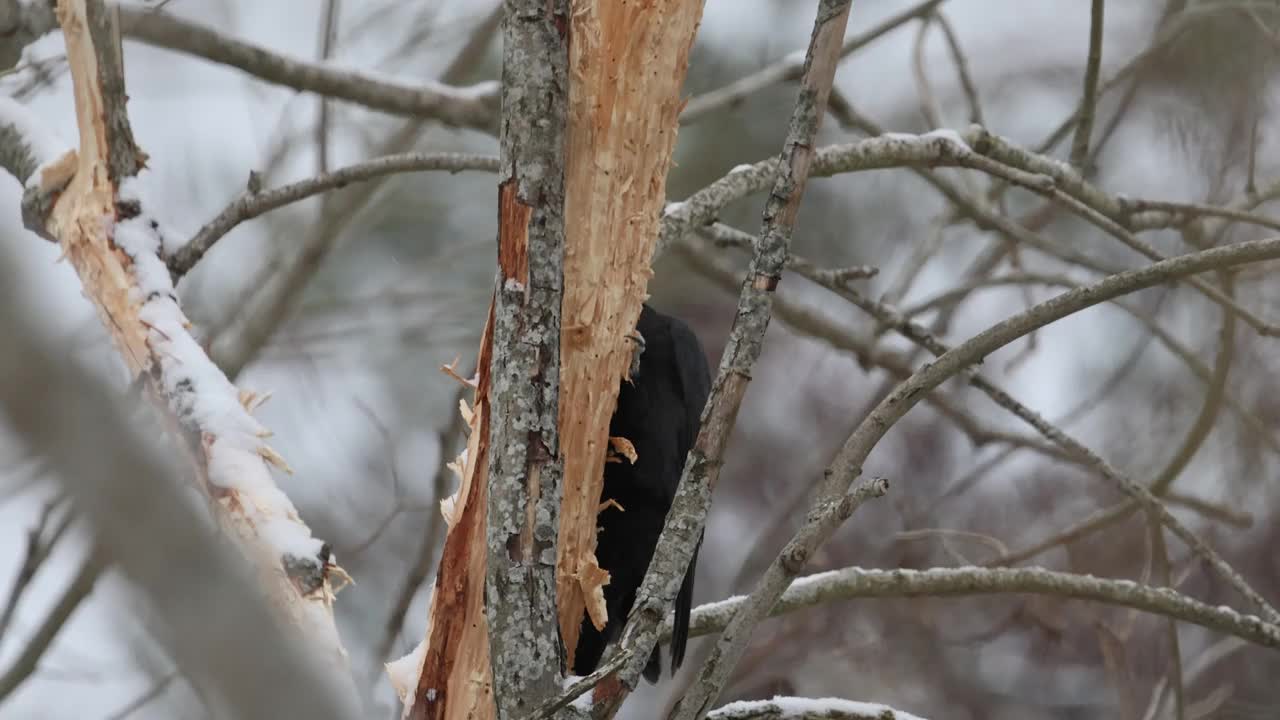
[485,1,570,719]
[407,4,571,719]
[555,0,707,668]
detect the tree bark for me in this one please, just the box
[485,1,571,719]
[405,2,706,717]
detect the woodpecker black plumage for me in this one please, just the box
[571,303,711,683]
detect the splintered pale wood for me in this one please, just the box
[44,0,349,670]
[410,303,495,720]
[47,0,149,371]
[556,0,707,667]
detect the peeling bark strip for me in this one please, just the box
[497,181,532,287]
[617,0,854,697]
[555,0,707,668]
[410,305,496,720]
[489,1,572,719]
[25,0,349,674]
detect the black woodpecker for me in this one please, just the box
[572,303,711,683]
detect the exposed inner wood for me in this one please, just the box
[556,0,706,667]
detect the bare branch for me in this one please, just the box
[681,566,1280,652]
[103,671,180,720]
[671,478,888,720]
[205,5,503,380]
[646,0,855,711]
[169,152,499,280]
[113,5,500,129]
[0,494,73,645]
[6,0,354,679]
[932,12,983,125]
[707,697,927,720]
[680,0,946,124]
[799,236,1280,624]
[0,549,105,703]
[1069,0,1106,167]
[658,130,1052,257]
[0,246,358,718]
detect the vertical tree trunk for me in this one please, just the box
[485,1,571,719]
[408,2,571,718]
[404,2,705,717]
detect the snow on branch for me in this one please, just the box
[682,566,1280,651]
[5,0,352,673]
[708,697,927,720]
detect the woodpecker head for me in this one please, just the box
[626,329,646,380]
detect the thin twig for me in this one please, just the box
[527,648,632,720]
[204,4,504,380]
[679,0,946,124]
[315,0,341,174]
[986,273,1235,567]
[619,0,856,699]
[169,152,499,279]
[933,12,983,125]
[103,671,179,720]
[1069,0,1106,168]
[0,493,73,644]
[0,549,106,703]
[910,13,943,130]
[813,236,1280,624]
[671,477,887,720]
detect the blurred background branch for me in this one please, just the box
[1,1,1279,718]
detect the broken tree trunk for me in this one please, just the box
[556,0,708,670]
[400,2,705,718]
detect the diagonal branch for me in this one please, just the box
[0,1,501,129]
[0,549,105,703]
[680,0,944,125]
[777,236,1280,635]
[617,0,856,713]
[168,152,499,280]
[6,0,354,679]
[0,241,358,719]
[680,566,1280,651]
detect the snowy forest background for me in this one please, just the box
[3,1,1280,719]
